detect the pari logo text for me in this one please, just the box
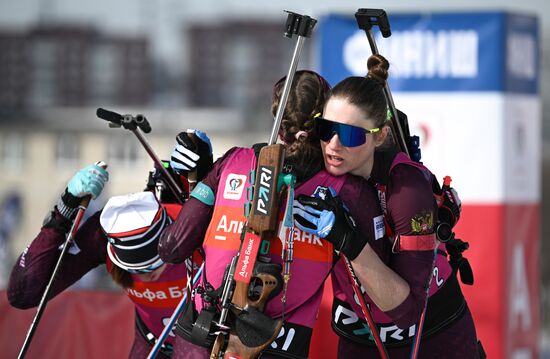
[255,166,275,215]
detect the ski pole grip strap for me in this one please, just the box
[57,194,78,221]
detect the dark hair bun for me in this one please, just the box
[367,54,389,86]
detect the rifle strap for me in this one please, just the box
[175,299,218,347]
[189,309,217,346]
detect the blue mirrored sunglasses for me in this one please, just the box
[314,116,380,147]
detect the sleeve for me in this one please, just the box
[383,164,438,328]
[158,147,237,263]
[386,164,437,236]
[338,176,387,257]
[7,210,107,309]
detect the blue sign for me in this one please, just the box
[318,12,538,93]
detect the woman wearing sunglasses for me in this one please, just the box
[7,132,212,359]
[295,54,480,358]
[157,70,386,359]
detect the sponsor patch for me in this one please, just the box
[373,215,385,240]
[223,173,247,200]
[410,210,434,234]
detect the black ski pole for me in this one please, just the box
[355,9,409,156]
[357,11,435,359]
[17,162,107,359]
[96,108,186,204]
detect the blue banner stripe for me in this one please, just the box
[318,12,538,94]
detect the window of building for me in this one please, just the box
[0,132,24,172]
[90,43,118,104]
[29,39,57,107]
[225,37,256,108]
[107,135,140,168]
[55,133,80,169]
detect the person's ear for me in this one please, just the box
[374,125,390,147]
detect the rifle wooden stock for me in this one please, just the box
[217,145,284,359]
[248,144,284,232]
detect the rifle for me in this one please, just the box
[210,11,317,359]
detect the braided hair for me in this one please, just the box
[271,70,331,179]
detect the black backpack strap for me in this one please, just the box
[252,142,268,160]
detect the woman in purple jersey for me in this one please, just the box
[7,132,212,359]
[294,54,482,358]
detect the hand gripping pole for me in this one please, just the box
[17,162,107,359]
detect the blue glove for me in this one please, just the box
[170,129,213,181]
[67,163,109,199]
[293,187,364,260]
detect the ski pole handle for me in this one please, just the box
[77,161,107,208]
[97,107,123,126]
[134,114,151,134]
[96,108,151,133]
[355,9,409,156]
[97,108,186,204]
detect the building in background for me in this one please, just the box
[0,24,152,113]
[0,106,266,262]
[187,20,311,112]
[0,20,301,263]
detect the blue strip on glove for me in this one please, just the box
[293,186,364,260]
[293,200,336,238]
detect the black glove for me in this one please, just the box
[293,188,365,260]
[438,186,461,228]
[170,130,213,181]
